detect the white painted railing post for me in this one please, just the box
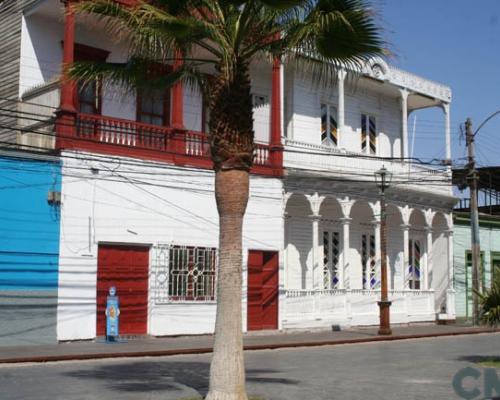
[338,69,346,148]
[425,227,433,290]
[401,224,410,288]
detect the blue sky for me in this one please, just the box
[377,0,500,168]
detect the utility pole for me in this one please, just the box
[465,118,481,325]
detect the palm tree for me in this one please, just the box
[68,1,384,398]
[478,273,500,327]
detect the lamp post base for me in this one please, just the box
[377,300,392,335]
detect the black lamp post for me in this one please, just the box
[374,165,393,335]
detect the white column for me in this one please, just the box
[340,218,351,289]
[338,69,346,148]
[446,230,454,289]
[402,224,410,289]
[310,214,321,289]
[425,227,433,290]
[399,88,409,159]
[373,220,381,288]
[446,229,456,317]
[443,102,451,162]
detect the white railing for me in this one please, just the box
[284,139,451,195]
[282,288,435,328]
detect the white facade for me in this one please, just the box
[15,0,458,341]
[57,152,284,340]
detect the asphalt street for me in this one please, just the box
[0,333,498,400]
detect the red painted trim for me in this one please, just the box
[60,2,76,114]
[270,57,284,173]
[171,51,184,129]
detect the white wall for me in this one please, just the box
[57,151,284,340]
[285,69,403,158]
[19,14,63,94]
[250,61,272,143]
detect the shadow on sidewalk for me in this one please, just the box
[62,361,300,396]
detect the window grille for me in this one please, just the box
[361,114,376,155]
[152,244,216,303]
[323,230,340,289]
[321,104,338,147]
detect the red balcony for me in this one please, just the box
[56,113,283,177]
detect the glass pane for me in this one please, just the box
[80,103,95,114]
[141,95,153,112]
[321,104,328,144]
[140,114,152,124]
[329,106,338,146]
[153,95,164,115]
[369,116,376,154]
[151,116,163,126]
[361,114,367,151]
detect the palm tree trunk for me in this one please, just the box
[206,60,253,400]
[206,169,249,400]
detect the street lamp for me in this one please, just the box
[374,165,393,335]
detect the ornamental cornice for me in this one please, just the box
[387,66,452,102]
[360,59,452,102]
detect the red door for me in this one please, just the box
[247,250,279,331]
[96,244,150,336]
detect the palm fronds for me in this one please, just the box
[477,274,500,327]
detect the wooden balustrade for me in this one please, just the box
[57,113,282,176]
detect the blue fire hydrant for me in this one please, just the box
[105,286,120,342]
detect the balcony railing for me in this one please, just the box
[55,112,281,176]
[284,138,451,195]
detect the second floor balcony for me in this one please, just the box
[16,0,453,187]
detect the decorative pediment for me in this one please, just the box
[363,58,390,81]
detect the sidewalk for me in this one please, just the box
[0,324,497,364]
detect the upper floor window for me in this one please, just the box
[361,114,377,155]
[137,88,170,126]
[321,104,338,147]
[73,43,109,115]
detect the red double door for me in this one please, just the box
[96,244,150,336]
[247,250,279,331]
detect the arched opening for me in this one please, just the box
[319,197,343,289]
[350,200,375,290]
[386,204,403,289]
[407,208,427,290]
[432,212,450,313]
[285,194,313,289]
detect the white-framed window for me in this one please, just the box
[407,239,422,289]
[362,233,378,289]
[153,244,216,302]
[321,103,338,147]
[361,113,377,155]
[323,230,340,289]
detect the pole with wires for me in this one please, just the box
[465,118,481,325]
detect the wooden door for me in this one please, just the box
[247,250,278,331]
[96,244,150,336]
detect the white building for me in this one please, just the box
[8,0,456,341]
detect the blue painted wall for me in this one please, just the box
[0,154,61,290]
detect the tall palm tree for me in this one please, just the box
[68,1,384,398]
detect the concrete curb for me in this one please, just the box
[1,328,498,365]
